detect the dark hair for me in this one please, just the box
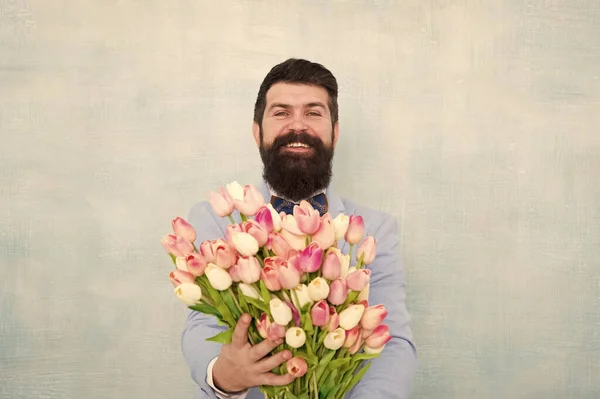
[253,58,339,127]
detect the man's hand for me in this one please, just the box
[212,314,295,393]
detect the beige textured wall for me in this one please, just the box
[1,1,599,398]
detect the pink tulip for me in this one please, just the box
[199,240,215,263]
[171,217,197,243]
[278,262,301,290]
[287,253,302,274]
[310,300,330,327]
[254,205,274,233]
[362,328,374,339]
[161,234,194,257]
[286,357,308,378]
[242,220,269,247]
[225,224,244,249]
[280,228,307,251]
[343,326,360,348]
[345,215,365,245]
[169,269,195,288]
[256,313,271,339]
[293,200,321,235]
[365,324,392,349]
[235,256,262,284]
[269,232,293,259]
[356,236,377,265]
[326,306,339,332]
[233,184,265,216]
[267,322,286,341]
[348,329,364,355]
[346,269,371,291]
[311,214,336,249]
[185,253,207,277]
[361,304,388,330]
[298,242,323,273]
[228,263,241,282]
[213,240,237,269]
[261,261,282,291]
[327,277,348,305]
[280,214,304,236]
[208,187,235,217]
[286,300,301,327]
[321,248,342,280]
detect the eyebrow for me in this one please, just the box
[268,102,328,112]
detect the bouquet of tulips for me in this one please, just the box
[162,182,392,399]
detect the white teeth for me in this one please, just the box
[286,143,309,148]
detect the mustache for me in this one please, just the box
[271,131,324,150]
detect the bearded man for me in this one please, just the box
[182,58,417,399]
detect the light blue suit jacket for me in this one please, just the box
[182,182,418,398]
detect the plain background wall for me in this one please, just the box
[1,1,599,398]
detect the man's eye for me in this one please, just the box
[307,112,321,117]
[274,111,288,116]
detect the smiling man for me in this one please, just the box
[182,58,417,398]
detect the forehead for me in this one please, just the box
[265,83,330,108]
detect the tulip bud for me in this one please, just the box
[307,277,330,302]
[261,264,281,291]
[208,188,234,217]
[174,283,202,305]
[332,214,350,241]
[278,262,301,290]
[345,215,364,245]
[213,240,237,269]
[328,277,348,305]
[343,326,360,348]
[242,220,269,247]
[356,236,376,265]
[323,328,345,350]
[200,240,215,263]
[225,224,244,249]
[205,263,233,291]
[286,357,308,377]
[348,329,364,355]
[184,253,207,276]
[233,184,265,216]
[270,298,292,326]
[294,200,321,235]
[346,269,371,291]
[231,232,259,257]
[238,283,260,300]
[236,256,262,284]
[169,269,195,288]
[298,242,323,273]
[267,204,282,232]
[225,181,244,201]
[326,306,339,332]
[254,205,274,233]
[291,284,312,311]
[361,304,388,330]
[171,217,197,243]
[285,327,306,348]
[364,345,385,355]
[269,232,293,259]
[340,254,350,278]
[161,234,194,257]
[365,324,392,349]
[322,248,342,280]
[339,304,365,330]
[256,313,271,339]
[175,256,187,272]
[357,283,370,302]
[310,300,330,327]
[312,214,335,249]
[267,322,286,340]
[280,228,307,251]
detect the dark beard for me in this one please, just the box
[259,130,334,202]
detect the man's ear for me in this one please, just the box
[333,121,339,147]
[252,122,260,147]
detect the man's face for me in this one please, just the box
[253,83,340,202]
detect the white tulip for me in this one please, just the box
[292,284,312,310]
[205,263,233,291]
[174,283,202,305]
[307,277,330,302]
[285,327,306,348]
[364,345,385,355]
[226,181,245,201]
[269,298,292,326]
[340,254,351,278]
[231,232,259,257]
[175,256,188,272]
[323,328,345,350]
[339,304,365,330]
[238,283,260,300]
[357,284,370,302]
[267,203,282,232]
[332,214,350,241]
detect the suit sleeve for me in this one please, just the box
[348,215,418,398]
[180,202,229,399]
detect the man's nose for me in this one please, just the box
[288,113,308,131]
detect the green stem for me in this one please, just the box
[228,215,236,224]
[240,213,248,222]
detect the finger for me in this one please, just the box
[254,349,292,373]
[231,314,251,348]
[249,337,283,361]
[258,372,296,387]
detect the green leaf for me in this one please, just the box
[245,296,269,314]
[351,353,381,363]
[222,289,242,319]
[169,253,177,265]
[340,361,372,397]
[203,282,236,326]
[293,350,319,365]
[206,328,234,344]
[315,350,337,383]
[302,311,314,335]
[318,369,338,397]
[326,357,352,372]
[236,287,250,314]
[259,280,272,305]
[188,302,222,318]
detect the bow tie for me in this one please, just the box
[270,193,328,216]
